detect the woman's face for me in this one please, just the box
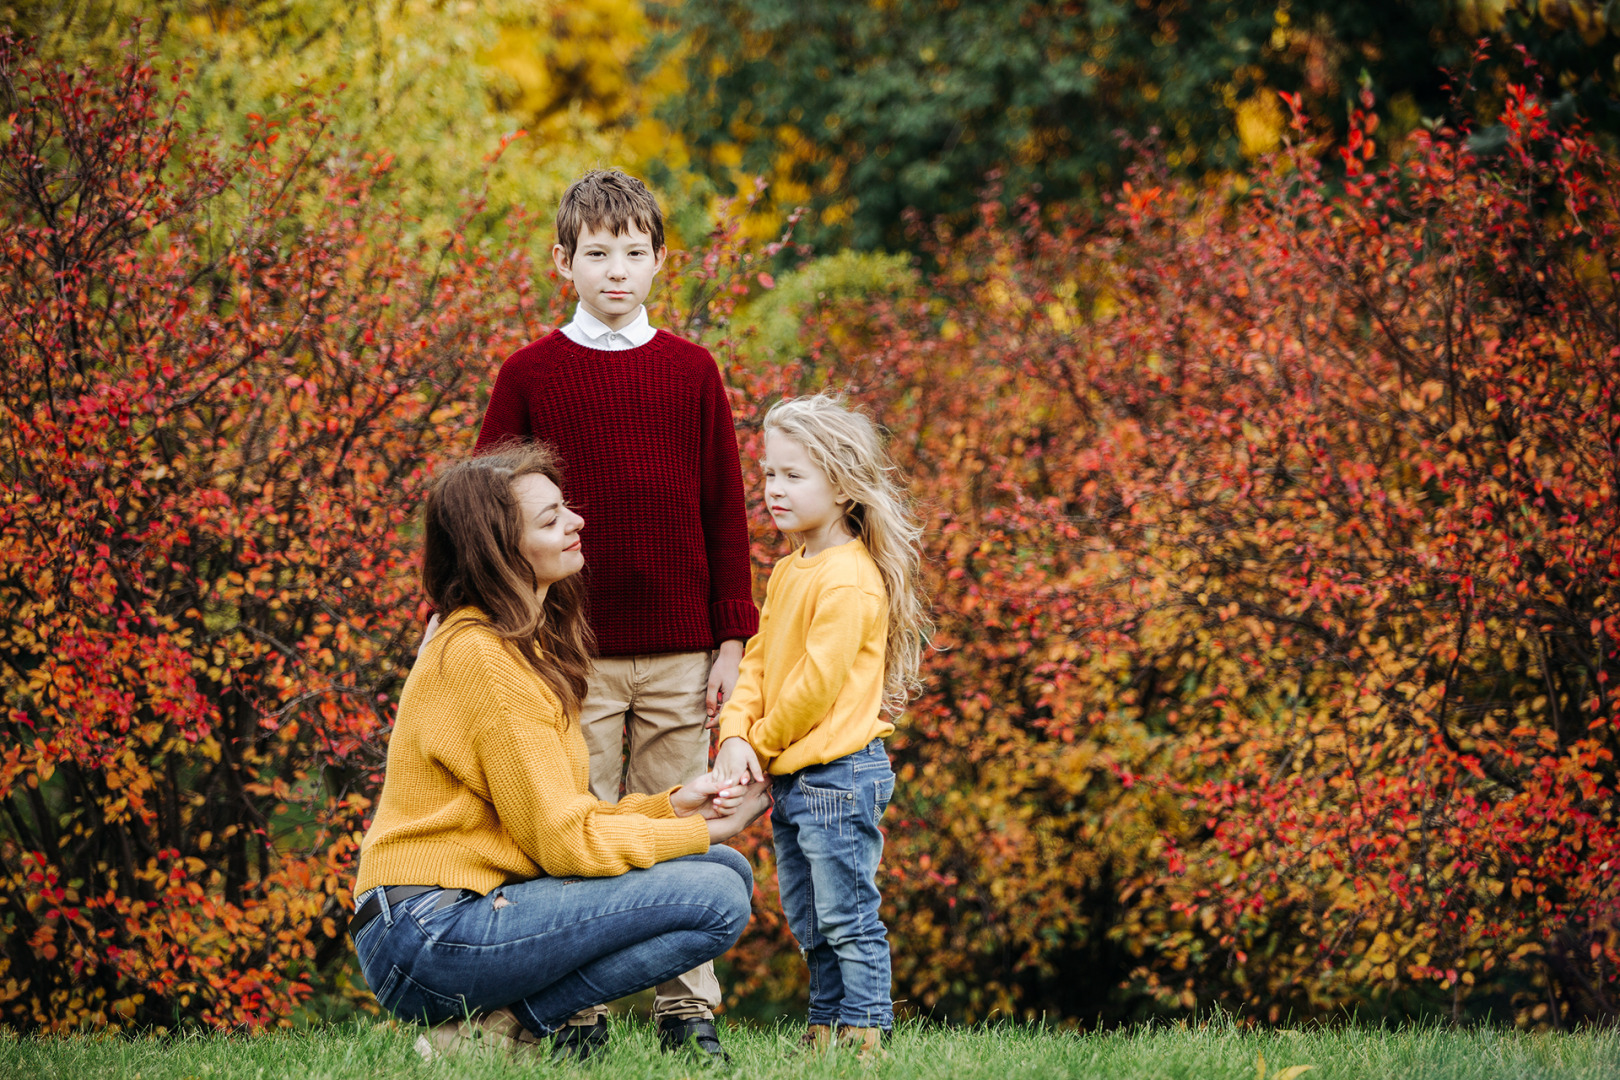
[513,472,584,590]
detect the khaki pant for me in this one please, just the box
[573,650,719,1022]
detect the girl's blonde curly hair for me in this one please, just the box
[763,394,932,715]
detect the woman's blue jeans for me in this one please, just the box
[351,846,753,1036]
[771,738,896,1030]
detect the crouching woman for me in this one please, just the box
[350,445,768,1061]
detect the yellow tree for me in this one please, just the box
[16,0,693,242]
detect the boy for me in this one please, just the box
[474,169,757,1061]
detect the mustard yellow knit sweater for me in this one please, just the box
[354,609,710,896]
[717,539,893,775]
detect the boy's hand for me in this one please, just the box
[415,613,441,661]
[712,736,765,786]
[705,639,744,729]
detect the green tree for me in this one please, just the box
[655,0,1620,252]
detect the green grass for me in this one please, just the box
[3,1017,1618,1080]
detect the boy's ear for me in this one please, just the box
[652,245,667,275]
[552,242,573,280]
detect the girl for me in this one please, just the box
[713,394,931,1056]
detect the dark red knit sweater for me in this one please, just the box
[475,329,758,656]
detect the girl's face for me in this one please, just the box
[763,430,849,543]
[513,472,585,590]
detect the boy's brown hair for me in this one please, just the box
[555,169,665,261]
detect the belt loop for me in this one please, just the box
[377,885,395,927]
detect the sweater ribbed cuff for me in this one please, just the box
[710,599,759,645]
[617,787,681,819]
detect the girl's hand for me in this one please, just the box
[706,780,772,844]
[713,736,765,785]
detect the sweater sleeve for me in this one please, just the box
[475,347,534,452]
[737,585,882,766]
[695,352,759,643]
[716,625,767,746]
[469,642,709,876]
[614,788,681,818]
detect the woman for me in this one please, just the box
[350,444,768,1062]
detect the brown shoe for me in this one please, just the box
[836,1025,890,1063]
[799,1023,833,1053]
[414,1007,547,1062]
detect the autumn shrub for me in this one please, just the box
[717,71,1620,1027]
[0,26,796,1032]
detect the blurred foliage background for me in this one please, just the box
[3,0,1620,1036]
[13,0,1619,251]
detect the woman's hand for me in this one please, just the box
[712,736,765,785]
[705,780,772,844]
[671,771,755,819]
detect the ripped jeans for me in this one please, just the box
[350,846,753,1036]
[771,738,896,1030]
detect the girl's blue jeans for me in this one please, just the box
[771,738,896,1030]
[351,846,752,1035]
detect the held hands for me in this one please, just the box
[704,639,744,729]
[670,770,771,844]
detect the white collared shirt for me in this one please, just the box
[560,304,657,351]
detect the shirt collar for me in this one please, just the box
[567,304,655,347]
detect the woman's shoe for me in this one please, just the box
[414,1007,547,1061]
[551,1015,610,1062]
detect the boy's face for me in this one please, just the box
[553,222,666,332]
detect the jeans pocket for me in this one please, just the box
[798,778,855,829]
[873,774,895,822]
[375,964,468,1025]
[405,888,479,942]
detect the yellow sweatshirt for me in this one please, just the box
[354,608,710,896]
[717,539,892,775]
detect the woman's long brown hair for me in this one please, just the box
[420,444,595,722]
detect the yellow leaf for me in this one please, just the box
[1275,1067,1316,1080]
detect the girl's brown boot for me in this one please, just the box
[836,1025,889,1063]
